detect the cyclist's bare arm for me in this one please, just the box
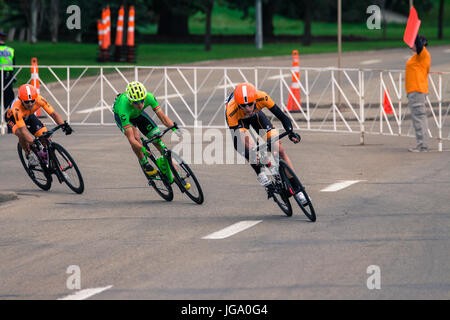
[49,110,65,126]
[124,127,145,161]
[155,109,174,128]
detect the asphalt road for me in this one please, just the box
[0,125,449,300]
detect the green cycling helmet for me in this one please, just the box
[126,81,147,102]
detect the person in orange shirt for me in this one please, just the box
[405,35,431,152]
[5,84,72,165]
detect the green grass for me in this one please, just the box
[9,38,449,86]
[8,0,450,85]
[142,0,450,38]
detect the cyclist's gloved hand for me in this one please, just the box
[288,131,301,144]
[63,122,73,135]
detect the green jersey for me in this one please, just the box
[113,92,160,131]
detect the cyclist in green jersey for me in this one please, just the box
[113,81,181,176]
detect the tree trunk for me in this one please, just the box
[204,0,214,51]
[438,0,444,39]
[262,0,276,38]
[50,0,59,43]
[157,4,189,37]
[302,2,312,46]
[30,0,39,43]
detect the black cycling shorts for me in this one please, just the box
[114,111,161,138]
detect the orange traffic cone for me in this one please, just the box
[383,89,394,114]
[31,57,45,118]
[114,5,125,62]
[287,50,301,112]
[126,6,136,63]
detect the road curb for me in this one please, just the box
[0,192,18,203]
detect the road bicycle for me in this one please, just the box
[17,122,84,194]
[140,123,204,204]
[252,130,316,221]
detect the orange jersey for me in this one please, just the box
[225,90,275,128]
[405,47,431,94]
[7,95,55,129]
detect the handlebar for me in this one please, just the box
[251,131,291,153]
[38,122,69,140]
[141,122,179,145]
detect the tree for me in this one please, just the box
[203,0,214,51]
[224,0,277,38]
[50,0,59,43]
[438,0,444,39]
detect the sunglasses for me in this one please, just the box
[239,102,255,109]
[23,100,35,105]
[132,99,145,105]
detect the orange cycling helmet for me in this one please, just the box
[234,83,257,106]
[18,84,38,102]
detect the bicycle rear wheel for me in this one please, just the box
[278,160,316,222]
[169,151,204,204]
[52,143,84,194]
[17,143,52,191]
[146,156,174,202]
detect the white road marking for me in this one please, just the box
[76,94,183,114]
[58,285,113,300]
[77,106,110,114]
[320,180,363,192]
[202,220,262,239]
[360,59,381,65]
[268,74,291,80]
[444,49,450,53]
[215,83,237,89]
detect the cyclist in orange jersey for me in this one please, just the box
[5,84,72,165]
[226,82,307,205]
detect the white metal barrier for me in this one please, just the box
[1,65,449,151]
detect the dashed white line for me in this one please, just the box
[58,285,113,300]
[360,59,381,65]
[320,180,363,192]
[268,74,291,80]
[202,220,262,239]
[215,83,237,89]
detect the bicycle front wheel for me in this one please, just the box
[264,167,292,217]
[279,160,316,222]
[17,143,52,191]
[169,151,204,204]
[52,143,85,194]
[146,156,174,202]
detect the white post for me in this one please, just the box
[359,70,365,145]
[255,0,263,50]
[306,69,310,130]
[438,74,442,152]
[194,68,198,127]
[332,70,336,131]
[100,67,104,125]
[67,67,70,124]
[164,68,168,114]
[1,67,4,135]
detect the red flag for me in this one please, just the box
[383,90,394,114]
[403,6,421,48]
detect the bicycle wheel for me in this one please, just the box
[52,143,85,194]
[146,155,174,201]
[17,143,52,191]
[264,167,292,217]
[278,160,316,222]
[169,151,204,204]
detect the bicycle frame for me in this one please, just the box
[141,124,188,193]
[32,124,68,183]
